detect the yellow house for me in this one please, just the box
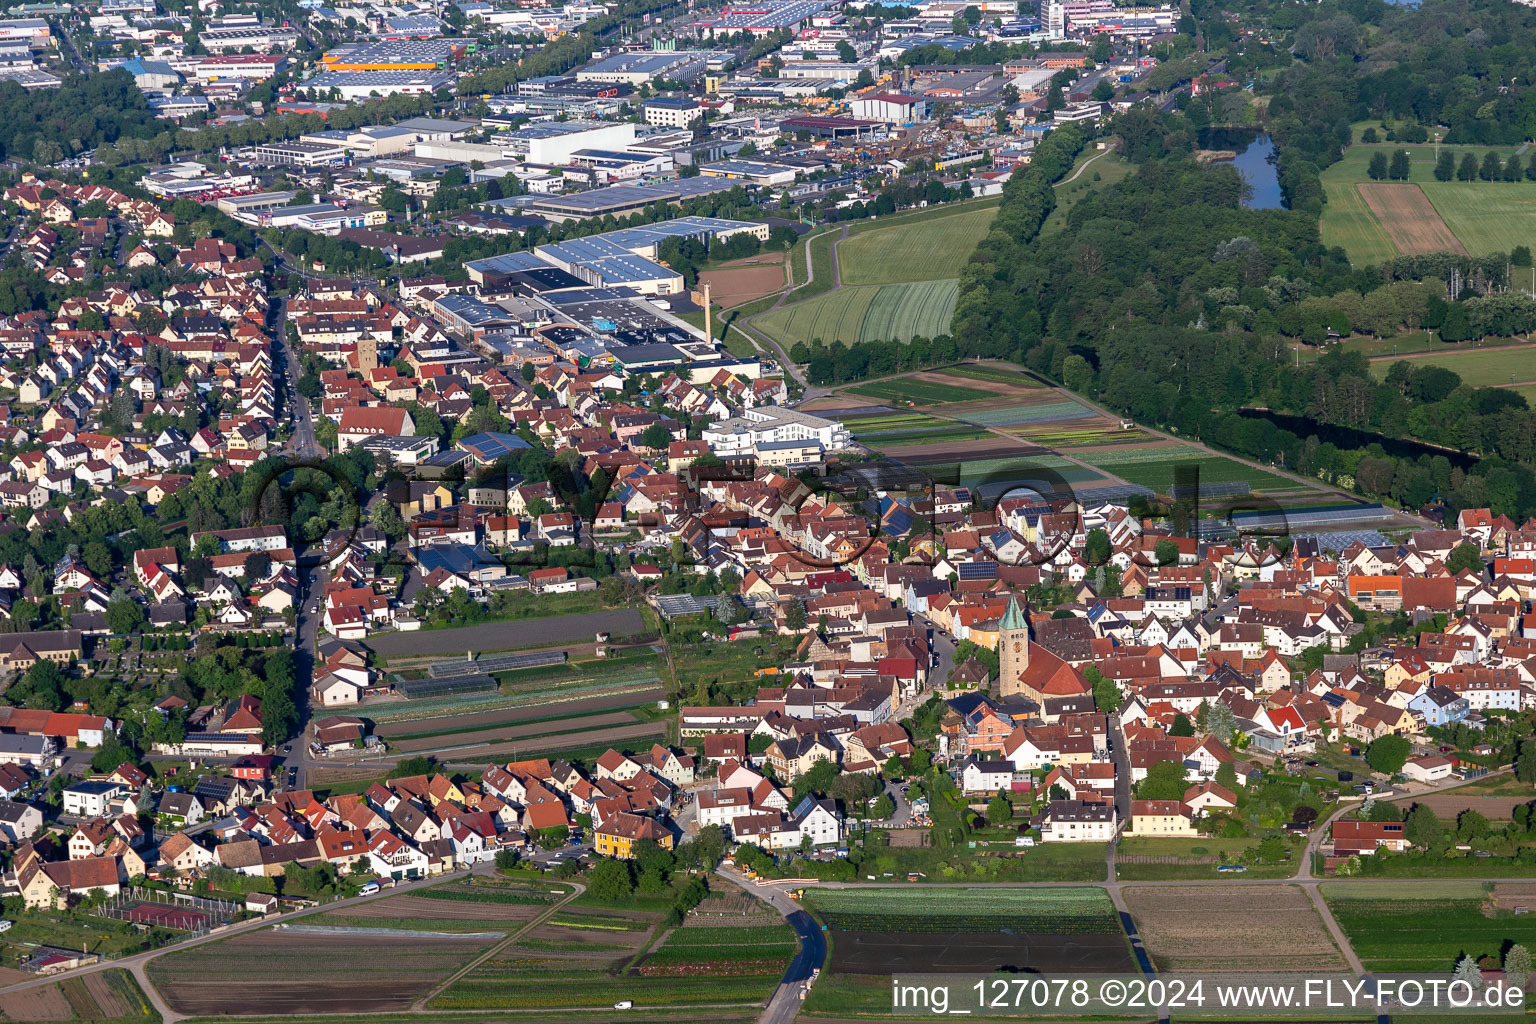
[593,812,673,860]
[1127,800,1197,837]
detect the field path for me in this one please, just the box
[1059,145,1115,186]
[410,880,586,1010]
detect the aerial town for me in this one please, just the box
[0,0,1527,1018]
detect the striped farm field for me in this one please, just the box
[1357,183,1465,255]
[846,377,994,405]
[753,280,958,346]
[955,400,1093,427]
[838,205,998,285]
[1320,182,1399,266]
[936,363,1044,386]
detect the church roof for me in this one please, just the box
[1000,594,1028,631]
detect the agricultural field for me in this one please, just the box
[1318,142,1536,261]
[752,279,959,347]
[428,893,794,1013]
[367,608,645,660]
[314,882,562,932]
[1366,345,1536,388]
[1423,181,1536,256]
[933,363,1044,386]
[1320,182,1400,266]
[148,929,495,1015]
[1114,835,1299,881]
[1357,183,1465,255]
[697,252,785,308]
[838,205,999,286]
[385,710,641,753]
[371,685,666,737]
[1075,445,1298,494]
[149,878,569,1017]
[1124,885,1345,972]
[1322,883,1536,971]
[953,399,1097,428]
[802,887,1132,1015]
[1013,418,1151,447]
[0,970,157,1023]
[844,377,995,406]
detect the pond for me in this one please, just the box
[1200,128,1284,210]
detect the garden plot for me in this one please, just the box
[1323,884,1536,972]
[148,929,494,1016]
[953,399,1097,428]
[1124,885,1345,972]
[804,887,1131,975]
[429,899,791,1012]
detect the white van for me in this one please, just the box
[358,882,381,896]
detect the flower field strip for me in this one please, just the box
[430,975,779,1010]
[846,378,996,405]
[936,364,1044,386]
[810,910,1120,934]
[955,401,1093,427]
[547,914,652,931]
[804,887,1121,933]
[639,944,796,969]
[665,926,795,946]
[1076,445,1202,465]
[1325,896,1536,972]
[415,886,558,906]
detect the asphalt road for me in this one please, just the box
[715,867,827,1024]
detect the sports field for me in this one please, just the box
[1366,345,1536,388]
[838,206,997,285]
[753,279,958,346]
[1357,183,1464,255]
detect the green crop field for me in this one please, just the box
[1366,345,1536,388]
[1420,181,1536,256]
[847,377,995,405]
[1077,447,1296,492]
[753,279,959,346]
[1321,182,1400,266]
[1319,142,1534,262]
[1325,892,1536,971]
[935,363,1043,386]
[838,205,998,285]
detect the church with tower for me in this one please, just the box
[996,594,1093,703]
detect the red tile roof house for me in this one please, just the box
[1331,819,1408,856]
[337,406,414,451]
